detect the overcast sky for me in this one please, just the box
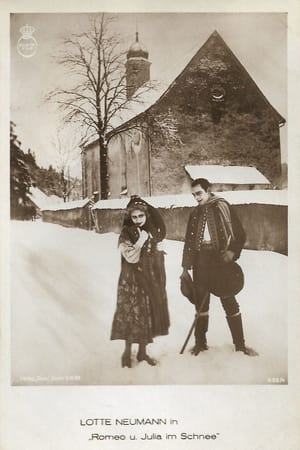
[10,12,287,176]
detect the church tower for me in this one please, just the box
[126,32,151,99]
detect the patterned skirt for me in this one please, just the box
[111,252,170,343]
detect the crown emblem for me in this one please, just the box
[20,24,35,38]
[17,24,38,58]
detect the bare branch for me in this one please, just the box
[45,12,157,199]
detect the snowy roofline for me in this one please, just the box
[185,165,270,184]
[28,187,63,209]
[82,30,285,150]
[92,190,287,210]
[41,198,92,211]
[82,80,163,149]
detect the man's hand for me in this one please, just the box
[156,241,164,252]
[221,249,235,263]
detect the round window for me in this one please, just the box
[211,85,226,102]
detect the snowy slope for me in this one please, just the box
[10,221,287,385]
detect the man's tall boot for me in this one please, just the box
[226,313,258,356]
[191,313,209,356]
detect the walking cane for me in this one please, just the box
[180,290,210,354]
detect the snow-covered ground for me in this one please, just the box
[10,221,287,385]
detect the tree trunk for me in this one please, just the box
[99,136,108,200]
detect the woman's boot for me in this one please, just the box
[121,341,132,368]
[137,343,157,366]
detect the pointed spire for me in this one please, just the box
[135,14,139,42]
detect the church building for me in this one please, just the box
[81,30,285,200]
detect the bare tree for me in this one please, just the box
[51,127,81,201]
[46,13,154,200]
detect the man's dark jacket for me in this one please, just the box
[182,200,246,270]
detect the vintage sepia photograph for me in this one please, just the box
[9,11,288,386]
[2,1,300,449]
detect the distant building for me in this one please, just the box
[28,187,63,214]
[185,165,271,191]
[81,30,285,199]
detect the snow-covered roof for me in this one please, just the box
[83,42,198,147]
[83,31,285,149]
[109,80,168,131]
[113,30,286,131]
[185,165,271,185]
[92,190,287,210]
[83,80,169,148]
[28,187,63,209]
[41,198,92,211]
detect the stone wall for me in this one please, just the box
[42,206,92,230]
[92,203,287,255]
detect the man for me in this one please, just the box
[181,178,257,356]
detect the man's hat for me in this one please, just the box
[208,260,244,297]
[180,270,196,304]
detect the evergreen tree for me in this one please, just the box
[10,122,32,219]
[24,148,37,168]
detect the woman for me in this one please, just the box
[111,196,170,368]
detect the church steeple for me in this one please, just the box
[126,32,151,99]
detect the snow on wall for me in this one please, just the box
[185,165,271,184]
[41,198,91,212]
[93,190,287,210]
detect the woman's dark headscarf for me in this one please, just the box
[121,195,166,244]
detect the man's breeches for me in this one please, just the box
[192,249,240,316]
